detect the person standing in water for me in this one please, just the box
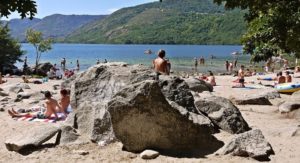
[61,58,66,71]
[194,57,198,70]
[76,59,80,71]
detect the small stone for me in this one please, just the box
[140,150,159,159]
[0,108,5,112]
[73,150,89,155]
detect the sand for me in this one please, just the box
[0,73,299,163]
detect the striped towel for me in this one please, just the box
[15,113,66,123]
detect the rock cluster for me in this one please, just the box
[4,63,274,160]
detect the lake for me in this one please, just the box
[19,43,249,73]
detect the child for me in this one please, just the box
[59,89,70,115]
[285,71,292,83]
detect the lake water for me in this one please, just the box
[19,43,249,73]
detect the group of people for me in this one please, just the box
[194,56,205,68]
[225,59,238,72]
[257,71,292,85]
[8,89,70,120]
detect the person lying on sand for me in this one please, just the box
[8,91,60,120]
[22,76,42,84]
[257,72,285,84]
[58,89,70,116]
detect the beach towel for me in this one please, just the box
[15,113,66,123]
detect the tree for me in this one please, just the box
[213,0,300,62]
[26,29,52,70]
[0,23,24,73]
[0,0,37,19]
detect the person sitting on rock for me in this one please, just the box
[153,49,170,80]
[8,91,60,119]
[58,89,70,115]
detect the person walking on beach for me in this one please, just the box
[61,58,66,71]
[76,59,80,71]
[153,49,170,80]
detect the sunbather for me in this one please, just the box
[58,89,70,115]
[8,91,60,119]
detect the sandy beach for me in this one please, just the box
[0,72,299,163]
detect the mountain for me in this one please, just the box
[65,0,247,44]
[5,14,107,42]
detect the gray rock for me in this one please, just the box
[5,126,60,151]
[195,95,250,134]
[108,80,222,154]
[59,125,80,145]
[17,92,32,99]
[279,102,300,113]
[183,77,213,93]
[34,62,53,76]
[259,90,280,99]
[231,95,272,105]
[0,91,9,96]
[159,76,199,113]
[67,63,154,143]
[140,150,160,159]
[222,129,274,160]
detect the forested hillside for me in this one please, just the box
[65,0,247,44]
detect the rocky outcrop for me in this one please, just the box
[231,95,272,105]
[195,95,250,134]
[5,126,60,151]
[183,77,213,93]
[108,80,222,154]
[67,63,154,143]
[222,129,274,161]
[35,62,53,76]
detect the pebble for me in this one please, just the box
[140,150,159,159]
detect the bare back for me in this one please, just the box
[45,98,59,118]
[153,57,169,75]
[60,95,70,113]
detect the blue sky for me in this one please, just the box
[4,0,157,20]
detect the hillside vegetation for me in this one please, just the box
[65,0,247,44]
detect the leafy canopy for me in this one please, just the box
[26,29,52,68]
[213,0,300,62]
[0,0,37,19]
[0,23,24,72]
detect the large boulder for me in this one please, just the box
[183,77,213,93]
[108,80,222,155]
[195,95,250,134]
[67,63,154,143]
[221,129,274,161]
[35,62,53,76]
[5,126,60,152]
